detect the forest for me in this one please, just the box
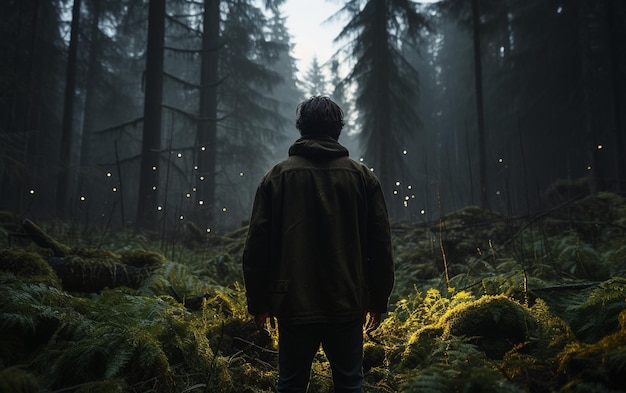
[1,0,626,392]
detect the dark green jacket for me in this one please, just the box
[242,135,394,323]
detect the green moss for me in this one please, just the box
[401,325,443,369]
[0,366,40,393]
[0,248,61,287]
[363,341,386,371]
[439,295,536,359]
[119,250,166,267]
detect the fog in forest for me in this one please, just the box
[1,0,625,234]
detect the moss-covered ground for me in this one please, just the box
[1,192,625,392]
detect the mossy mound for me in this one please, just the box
[0,366,41,393]
[439,295,535,359]
[0,248,61,287]
[363,341,386,371]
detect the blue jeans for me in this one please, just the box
[277,318,364,393]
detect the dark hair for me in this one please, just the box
[295,96,345,140]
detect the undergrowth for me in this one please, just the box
[1,192,626,392]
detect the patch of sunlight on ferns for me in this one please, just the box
[390,288,474,330]
[378,288,474,353]
[526,298,577,358]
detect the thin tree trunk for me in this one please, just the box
[56,0,81,218]
[605,0,625,192]
[196,0,220,226]
[77,0,101,198]
[136,0,165,228]
[471,0,488,209]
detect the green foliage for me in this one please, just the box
[0,249,61,287]
[566,278,626,343]
[2,193,626,391]
[557,310,626,391]
[0,366,40,393]
[401,338,526,393]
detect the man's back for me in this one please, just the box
[243,135,394,323]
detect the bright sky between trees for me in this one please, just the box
[280,0,439,79]
[281,0,344,78]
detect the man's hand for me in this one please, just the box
[254,312,275,336]
[364,311,382,334]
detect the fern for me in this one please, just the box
[566,278,626,342]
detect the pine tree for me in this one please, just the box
[335,0,430,219]
[300,55,328,96]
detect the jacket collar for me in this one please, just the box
[288,135,349,159]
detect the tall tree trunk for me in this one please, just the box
[136,0,165,228]
[196,0,220,226]
[576,1,604,195]
[605,0,625,192]
[471,0,488,209]
[77,0,101,199]
[55,0,81,218]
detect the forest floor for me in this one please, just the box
[1,192,626,392]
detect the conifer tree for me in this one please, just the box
[335,0,430,218]
[300,55,328,96]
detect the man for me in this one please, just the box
[242,96,395,393]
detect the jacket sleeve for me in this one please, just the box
[366,177,395,313]
[242,181,272,316]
